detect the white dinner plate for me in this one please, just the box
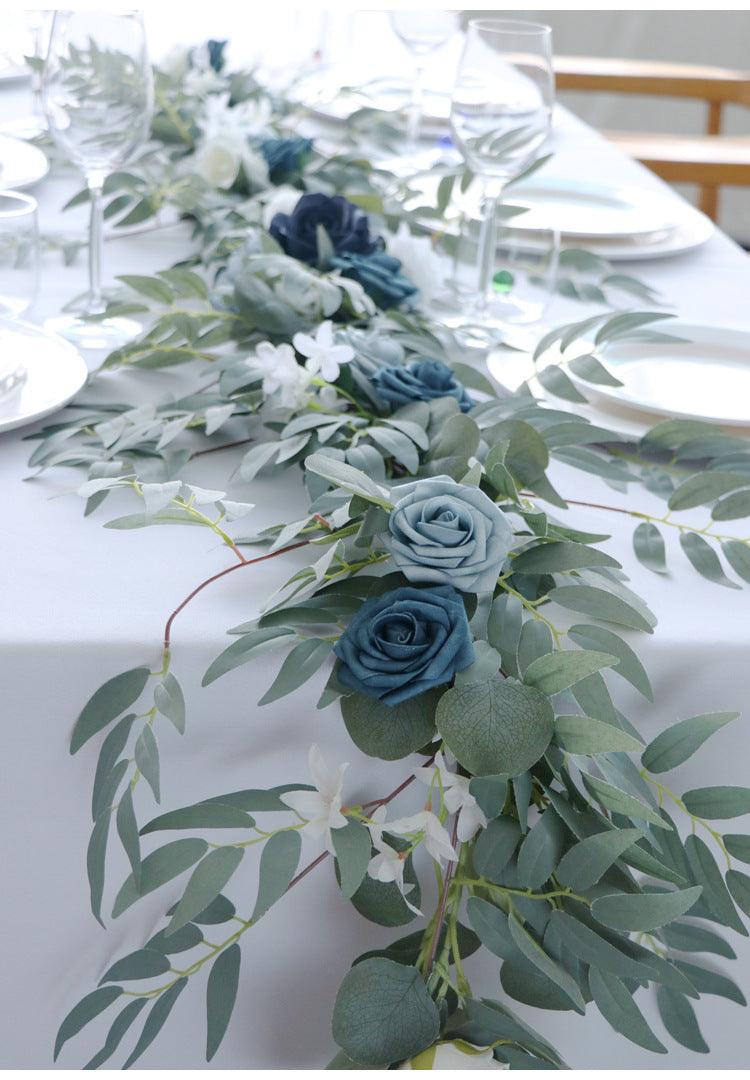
[502,178,695,239]
[290,72,450,133]
[0,318,88,434]
[566,323,750,428]
[0,134,49,189]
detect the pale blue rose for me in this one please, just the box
[382,476,512,594]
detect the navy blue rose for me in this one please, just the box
[333,585,474,706]
[331,251,417,310]
[372,359,473,413]
[206,39,228,73]
[269,193,380,265]
[260,137,313,184]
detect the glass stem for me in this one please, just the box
[476,181,503,314]
[86,173,106,314]
[407,61,425,145]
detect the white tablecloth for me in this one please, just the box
[2,72,750,1069]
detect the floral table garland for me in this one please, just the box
[30,42,750,1069]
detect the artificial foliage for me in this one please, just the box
[27,41,750,1069]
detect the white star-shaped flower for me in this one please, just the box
[386,809,457,866]
[280,744,349,854]
[292,320,355,383]
[415,752,488,843]
[366,807,422,915]
[250,341,312,409]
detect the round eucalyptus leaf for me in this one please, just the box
[436,677,554,777]
[332,957,440,1067]
[341,689,440,761]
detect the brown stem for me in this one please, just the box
[423,815,461,975]
[162,540,309,651]
[191,437,255,459]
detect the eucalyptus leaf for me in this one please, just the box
[341,688,439,760]
[252,830,301,921]
[508,916,585,1013]
[556,828,643,889]
[206,944,241,1061]
[167,847,244,936]
[72,667,150,753]
[592,886,702,931]
[524,649,617,695]
[633,521,667,574]
[642,712,737,773]
[589,969,666,1053]
[113,839,209,918]
[682,786,750,819]
[55,986,124,1061]
[656,987,709,1054]
[122,978,187,1068]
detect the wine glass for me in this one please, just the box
[449,19,554,347]
[389,10,456,145]
[42,11,154,350]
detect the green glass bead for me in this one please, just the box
[493,269,514,294]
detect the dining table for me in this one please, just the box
[1,56,750,1069]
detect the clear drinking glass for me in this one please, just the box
[389,10,456,145]
[449,19,554,347]
[42,10,154,349]
[0,191,39,319]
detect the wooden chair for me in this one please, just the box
[554,56,750,220]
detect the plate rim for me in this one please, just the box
[0,133,49,189]
[0,317,88,434]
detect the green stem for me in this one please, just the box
[639,770,732,869]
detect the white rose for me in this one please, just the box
[400,1041,509,1070]
[388,222,444,306]
[159,45,190,79]
[193,135,243,189]
[262,185,302,229]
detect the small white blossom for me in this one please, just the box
[192,94,271,190]
[366,808,422,915]
[293,321,355,383]
[400,1041,509,1070]
[250,341,312,409]
[415,752,487,843]
[183,66,225,97]
[386,809,457,865]
[281,744,349,854]
[388,222,444,305]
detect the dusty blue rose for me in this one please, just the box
[372,359,473,412]
[333,585,474,706]
[260,137,313,184]
[206,39,228,72]
[330,251,417,310]
[269,193,379,265]
[382,477,513,594]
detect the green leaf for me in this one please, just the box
[464,999,565,1066]
[202,627,296,686]
[305,452,392,508]
[469,775,508,820]
[567,623,652,701]
[118,274,175,303]
[589,969,666,1053]
[673,959,746,1005]
[661,920,736,958]
[141,801,254,834]
[91,758,128,826]
[536,363,588,403]
[556,828,644,889]
[437,677,554,777]
[511,540,618,575]
[684,834,747,935]
[252,830,301,921]
[567,353,623,386]
[134,725,160,803]
[524,649,617,695]
[92,714,136,819]
[258,638,332,705]
[158,267,208,300]
[206,944,241,1062]
[668,470,750,511]
[656,987,709,1053]
[88,812,111,927]
[580,772,668,829]
[184,894,236,925]
[72,667,150,753]
[349,838,421,926]
[516,810,564,888]
[554,715,643,754]
[680,531,739,588]
[83,999,148,1070]
[100,949,170,984]
[721,540,750,583]
[683,785,750,819]
[592,886,702,931]
[473,817,521,883]
[726,869,750,917]
[642,712,738,773]
[332,820,371,900]
[167,847,244,936]
[154,673,186,733]
[55,985,124,1061]
[116,786,141,889]
[467,897,518,960]
[633,521,667,574]
[508,915,585,1013]
[331,957,440,1067]
[724,833,750,864]
[113,839,208,918]
[711,488,750,521]
[549,585,654,632]
[147,924,204,954]
[122,978,187,1068]
[549,910,655,983]
[341,688,439,760]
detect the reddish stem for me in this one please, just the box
[423,814,461,975]
[191,437,255,459]
[162,540,309,651]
